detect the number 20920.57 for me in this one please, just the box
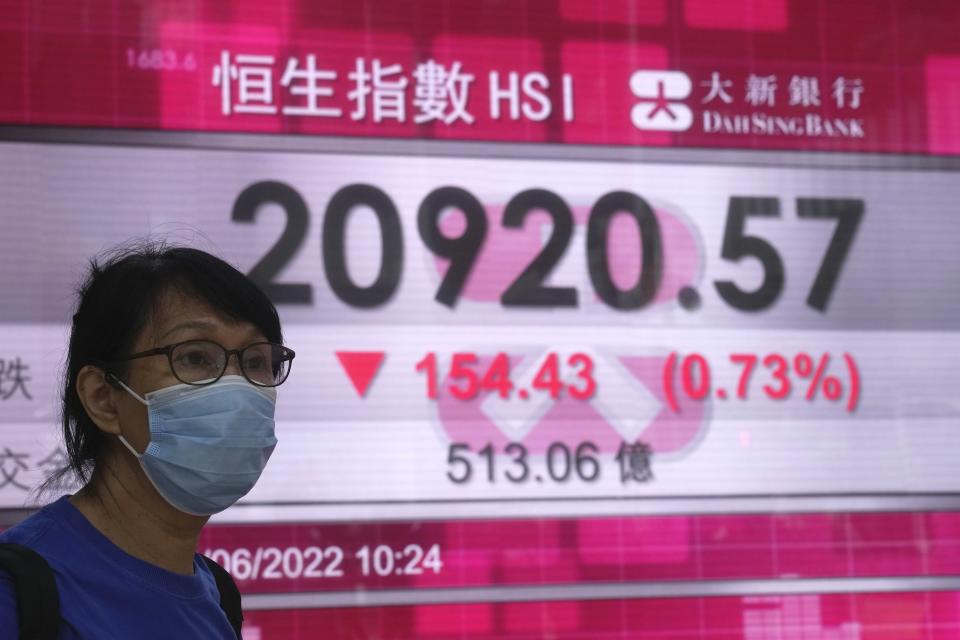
[233,181,861,314]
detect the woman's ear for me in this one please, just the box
[76,365,124,436]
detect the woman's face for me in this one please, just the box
[114,287,268,452]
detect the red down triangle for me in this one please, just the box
[335,351,385,398]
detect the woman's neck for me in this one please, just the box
[69,456,207,575]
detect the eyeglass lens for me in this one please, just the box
[170,340,291,386]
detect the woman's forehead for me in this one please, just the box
[142,290,262,345]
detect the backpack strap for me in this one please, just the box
[201,554,243,639]
[0,542,61,640]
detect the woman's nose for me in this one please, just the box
[223,351,244,377]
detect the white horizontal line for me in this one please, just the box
[242,576,960,610]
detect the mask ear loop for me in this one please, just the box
[117,435,143,459]
[105,371,147,458]
[106,372,148,405]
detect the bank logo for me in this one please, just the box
[629,70,693,131]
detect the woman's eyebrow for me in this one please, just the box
[160,319,218,340]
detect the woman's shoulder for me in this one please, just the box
[0,499,65,640]
[0,496,68,634]
[0,568,17,635]
[0,495,69,548]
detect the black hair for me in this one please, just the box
[52,240,282,487]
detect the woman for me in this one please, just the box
[0,243,294,638]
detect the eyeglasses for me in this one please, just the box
[101,339,295,387]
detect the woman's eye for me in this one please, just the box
[244,356,267,370]
[179,351,212,367]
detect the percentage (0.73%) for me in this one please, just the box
[663,352,861,413]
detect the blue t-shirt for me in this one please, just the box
[0,496,235,639]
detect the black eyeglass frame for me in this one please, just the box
[96,339,296,388]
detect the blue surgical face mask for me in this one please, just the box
[113,375,278,516]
